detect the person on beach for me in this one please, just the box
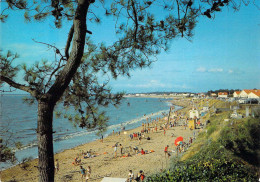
[189,137,193,145]
[119,144,123,156]
[164,145,169,158]
[128,170,134,182]
[130,133,133,140]
[86,166,91,181]
[135,170,145,181]
[138,136,142,144]
[86,151,91,158]
[114,144,117,158]
[140,170,145,181]
[73,157,81,165]
[100,134,103,143]
[80,166,86,181]
[135,171,141,181]
[141,148,145,155]
[133,146,139,154]
[55,159,59,173]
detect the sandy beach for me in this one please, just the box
[1,98,202,182]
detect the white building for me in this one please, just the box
[211,93,217,97]
[239,89,259,98]
[189,109,199,119]
[248,90,260,99]
[239,90,251,98]
[233,91,241,98]
[218,92,228,98]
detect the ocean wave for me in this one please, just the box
[124,109,169,126]
[14,109,170,152]
[53,130,97,142]
[13,141,38,152]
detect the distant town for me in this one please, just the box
[125,89,260,104]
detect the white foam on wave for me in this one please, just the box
[14,108,170,152]
[13,141,38,152]
[124,109,169,126]
[54,129,97,141]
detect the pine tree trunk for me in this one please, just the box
[37,100,55,182]
[34,2,90,181]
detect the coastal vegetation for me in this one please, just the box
[146,110,260,181]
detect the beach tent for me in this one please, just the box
[101,177,127,182]
[174,136,183,146]
[189,120,196,130]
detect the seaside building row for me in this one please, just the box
[208,89,260,99]
[125,89,260,99]
[233,89,260,99]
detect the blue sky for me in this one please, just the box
[1,2,259,94]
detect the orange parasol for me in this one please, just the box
[174,136,183,146]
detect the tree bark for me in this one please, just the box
[36,1,90,181]
[37,99,55,182]
[48,1,90,103]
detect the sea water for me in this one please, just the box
[0,95,181,169]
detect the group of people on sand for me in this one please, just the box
[72,156,82,166]
[114,143,125,158]
[113,142,155,158]
[72,150,99,166]
[80,165,91,182]
[127,170,145,182]
[82,150,97,159]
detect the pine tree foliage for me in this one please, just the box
[0,0,254,152]
[0,0,254,149]
[0,0,255,181]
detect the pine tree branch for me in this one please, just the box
[130,0,138,42]
[65,24,74,59]
[32,39,65,59]
[47,0,90,103]
[1,75,41,98]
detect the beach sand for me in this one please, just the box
[1,98,201,182]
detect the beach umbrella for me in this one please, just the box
[174,136,183,146]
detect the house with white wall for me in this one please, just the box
[233,91,241,98]
[248,89,260,99]
[211,93,217,97]
[218,92,228,98]
[239,89,258,98]
[239,90,250,98]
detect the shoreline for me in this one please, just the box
[1,98,173,171]
[1,98,200,182]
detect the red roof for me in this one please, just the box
[249,89,260,97]
[218,92,228,95]
[243,89,257,94]
[234,91,241,95]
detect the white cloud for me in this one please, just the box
[208,68,224,72]
[196,67,225,73]
[127,80,171,88]
[196,67,206,72]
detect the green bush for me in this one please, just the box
[220,118,260,165]
[146,159,258,182]
[146,158,258,181]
